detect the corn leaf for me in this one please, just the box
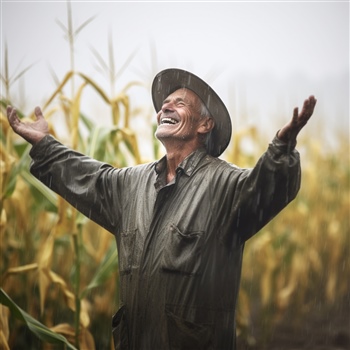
[39,71,74,113]
[71,81,88,148]
[80,245,118,298]
[1,143,31,199]
[87,125,117,160]
[79,112,95,133]
[21,168,58,211]
[115,128,141,164]
[74,15,96,37]
[77,72,110,104]
[0,289,78,350]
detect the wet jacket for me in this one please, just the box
[29,134,301,350]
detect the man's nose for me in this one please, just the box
[161,102,174,113]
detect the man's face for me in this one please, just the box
[155,88,204,143]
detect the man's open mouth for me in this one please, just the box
[160,117,179,125]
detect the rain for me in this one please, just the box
[1,1,349,350]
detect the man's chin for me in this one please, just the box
[155,127,173,141]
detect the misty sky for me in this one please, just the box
[1,1,349,155]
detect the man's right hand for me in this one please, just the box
[7,106,49,145]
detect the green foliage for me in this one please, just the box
[0,288,77,350]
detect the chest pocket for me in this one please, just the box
[119,229,142,275]
[161,224,204,275]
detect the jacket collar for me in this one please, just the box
[154,147,208,178]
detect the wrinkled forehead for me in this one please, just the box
[164,88,201,105]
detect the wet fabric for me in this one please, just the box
[29,135,301,350]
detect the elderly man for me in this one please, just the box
[7,68,316,350]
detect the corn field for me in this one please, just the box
[0,67,349,349]
[0,7,349,348]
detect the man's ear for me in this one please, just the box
[198,117,215,135]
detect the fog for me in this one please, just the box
[2,1,349,154]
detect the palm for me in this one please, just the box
[7,106,49,145]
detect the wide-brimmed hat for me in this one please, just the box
[151,68,232,157]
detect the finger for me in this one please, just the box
[7,106,20,126]
[7,105,15,120]
[309,95,317,104]
[302,98,310,111]
[305,96,317,110]
[292,107,299,123]
[34,106,44,120]
[299,99,313,120]
[308,95,317,111]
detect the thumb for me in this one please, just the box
[34,106,44,120]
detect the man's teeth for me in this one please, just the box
[161,117,178,125]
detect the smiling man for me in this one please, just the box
[7,68,316,350]
[155,88,215,183]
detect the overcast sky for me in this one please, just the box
[1,1,349,155]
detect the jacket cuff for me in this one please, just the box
[271,131,297,153]
[29,135,59,158]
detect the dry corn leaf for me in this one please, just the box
[38,268,51,315]
[50,323,95,350]
[47,270,75,311]
[117,128,141,164]
[77,72,110,104]
[37,232,55,268]
[0,331,10,350]
[55,196,74,237]
[5,263,38,276]
[0,305,9,344]
[36,232,56,313]
[80,299,90,328]
[50,323,75,338]
[71,82,88,149]
[0,111,10,135]
[0,209,7,238]
[82,223,112,262]
[79,327,95,350]
[38,71,74,113]
[111,99,121,126]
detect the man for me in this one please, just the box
[7,68,316,349]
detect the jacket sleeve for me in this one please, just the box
[29,135,123,234]
[231,135,301,242]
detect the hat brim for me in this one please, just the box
[151,68,232,157]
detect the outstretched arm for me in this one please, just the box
[277,95,317,144]
[7,106,49,145]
